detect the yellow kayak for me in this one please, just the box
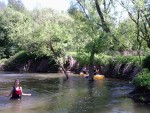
[80,73,105,80]
[80,72,89,78]
[94,75,105,80]
[80,72,85,77]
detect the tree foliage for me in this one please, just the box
[0,8,31,58]
[119,0,150,49]
[8,0,25,12]
[26,9,75,58]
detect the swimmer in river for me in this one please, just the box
[7,79,31,100]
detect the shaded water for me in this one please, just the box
[0,72,150,113]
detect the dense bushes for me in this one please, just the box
[75,52,141,66]
[4,51,35,67]
[115,55,143,65]
[74,52,90,66]
[1,51,59,72]
[0,58,7,65]
[142,55,150,70]
[133,69,150,90]
[133,55,150,90]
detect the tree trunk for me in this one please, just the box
[88,45,95,81]
[95,0,110,33]
[48,42,69,79]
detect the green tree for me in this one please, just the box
[115,19,138,52]
[120,0,150,49]
[68,0,113,81]
[15,8,75,78]
[0,8,32,58]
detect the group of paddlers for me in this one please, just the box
[81,66,101,75]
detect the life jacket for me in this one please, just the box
[10,86,22,100]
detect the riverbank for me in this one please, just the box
[128,88,150,104]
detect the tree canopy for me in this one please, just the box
[0,0,150,79]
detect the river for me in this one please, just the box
[0,72,150,113]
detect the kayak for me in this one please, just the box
[94,75,105,80]
[80,72,89,78]
[80,73,105,80]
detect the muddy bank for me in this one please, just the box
[0,56,142,80]
[0,58,59,73]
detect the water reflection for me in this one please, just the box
[0,73,150,113]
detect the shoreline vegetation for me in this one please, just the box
[0,52,150,104]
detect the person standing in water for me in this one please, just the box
[8,79,31,100]
[82,67,88,74]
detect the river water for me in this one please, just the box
[0,72,150,113]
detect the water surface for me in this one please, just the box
[0,72,150,113]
